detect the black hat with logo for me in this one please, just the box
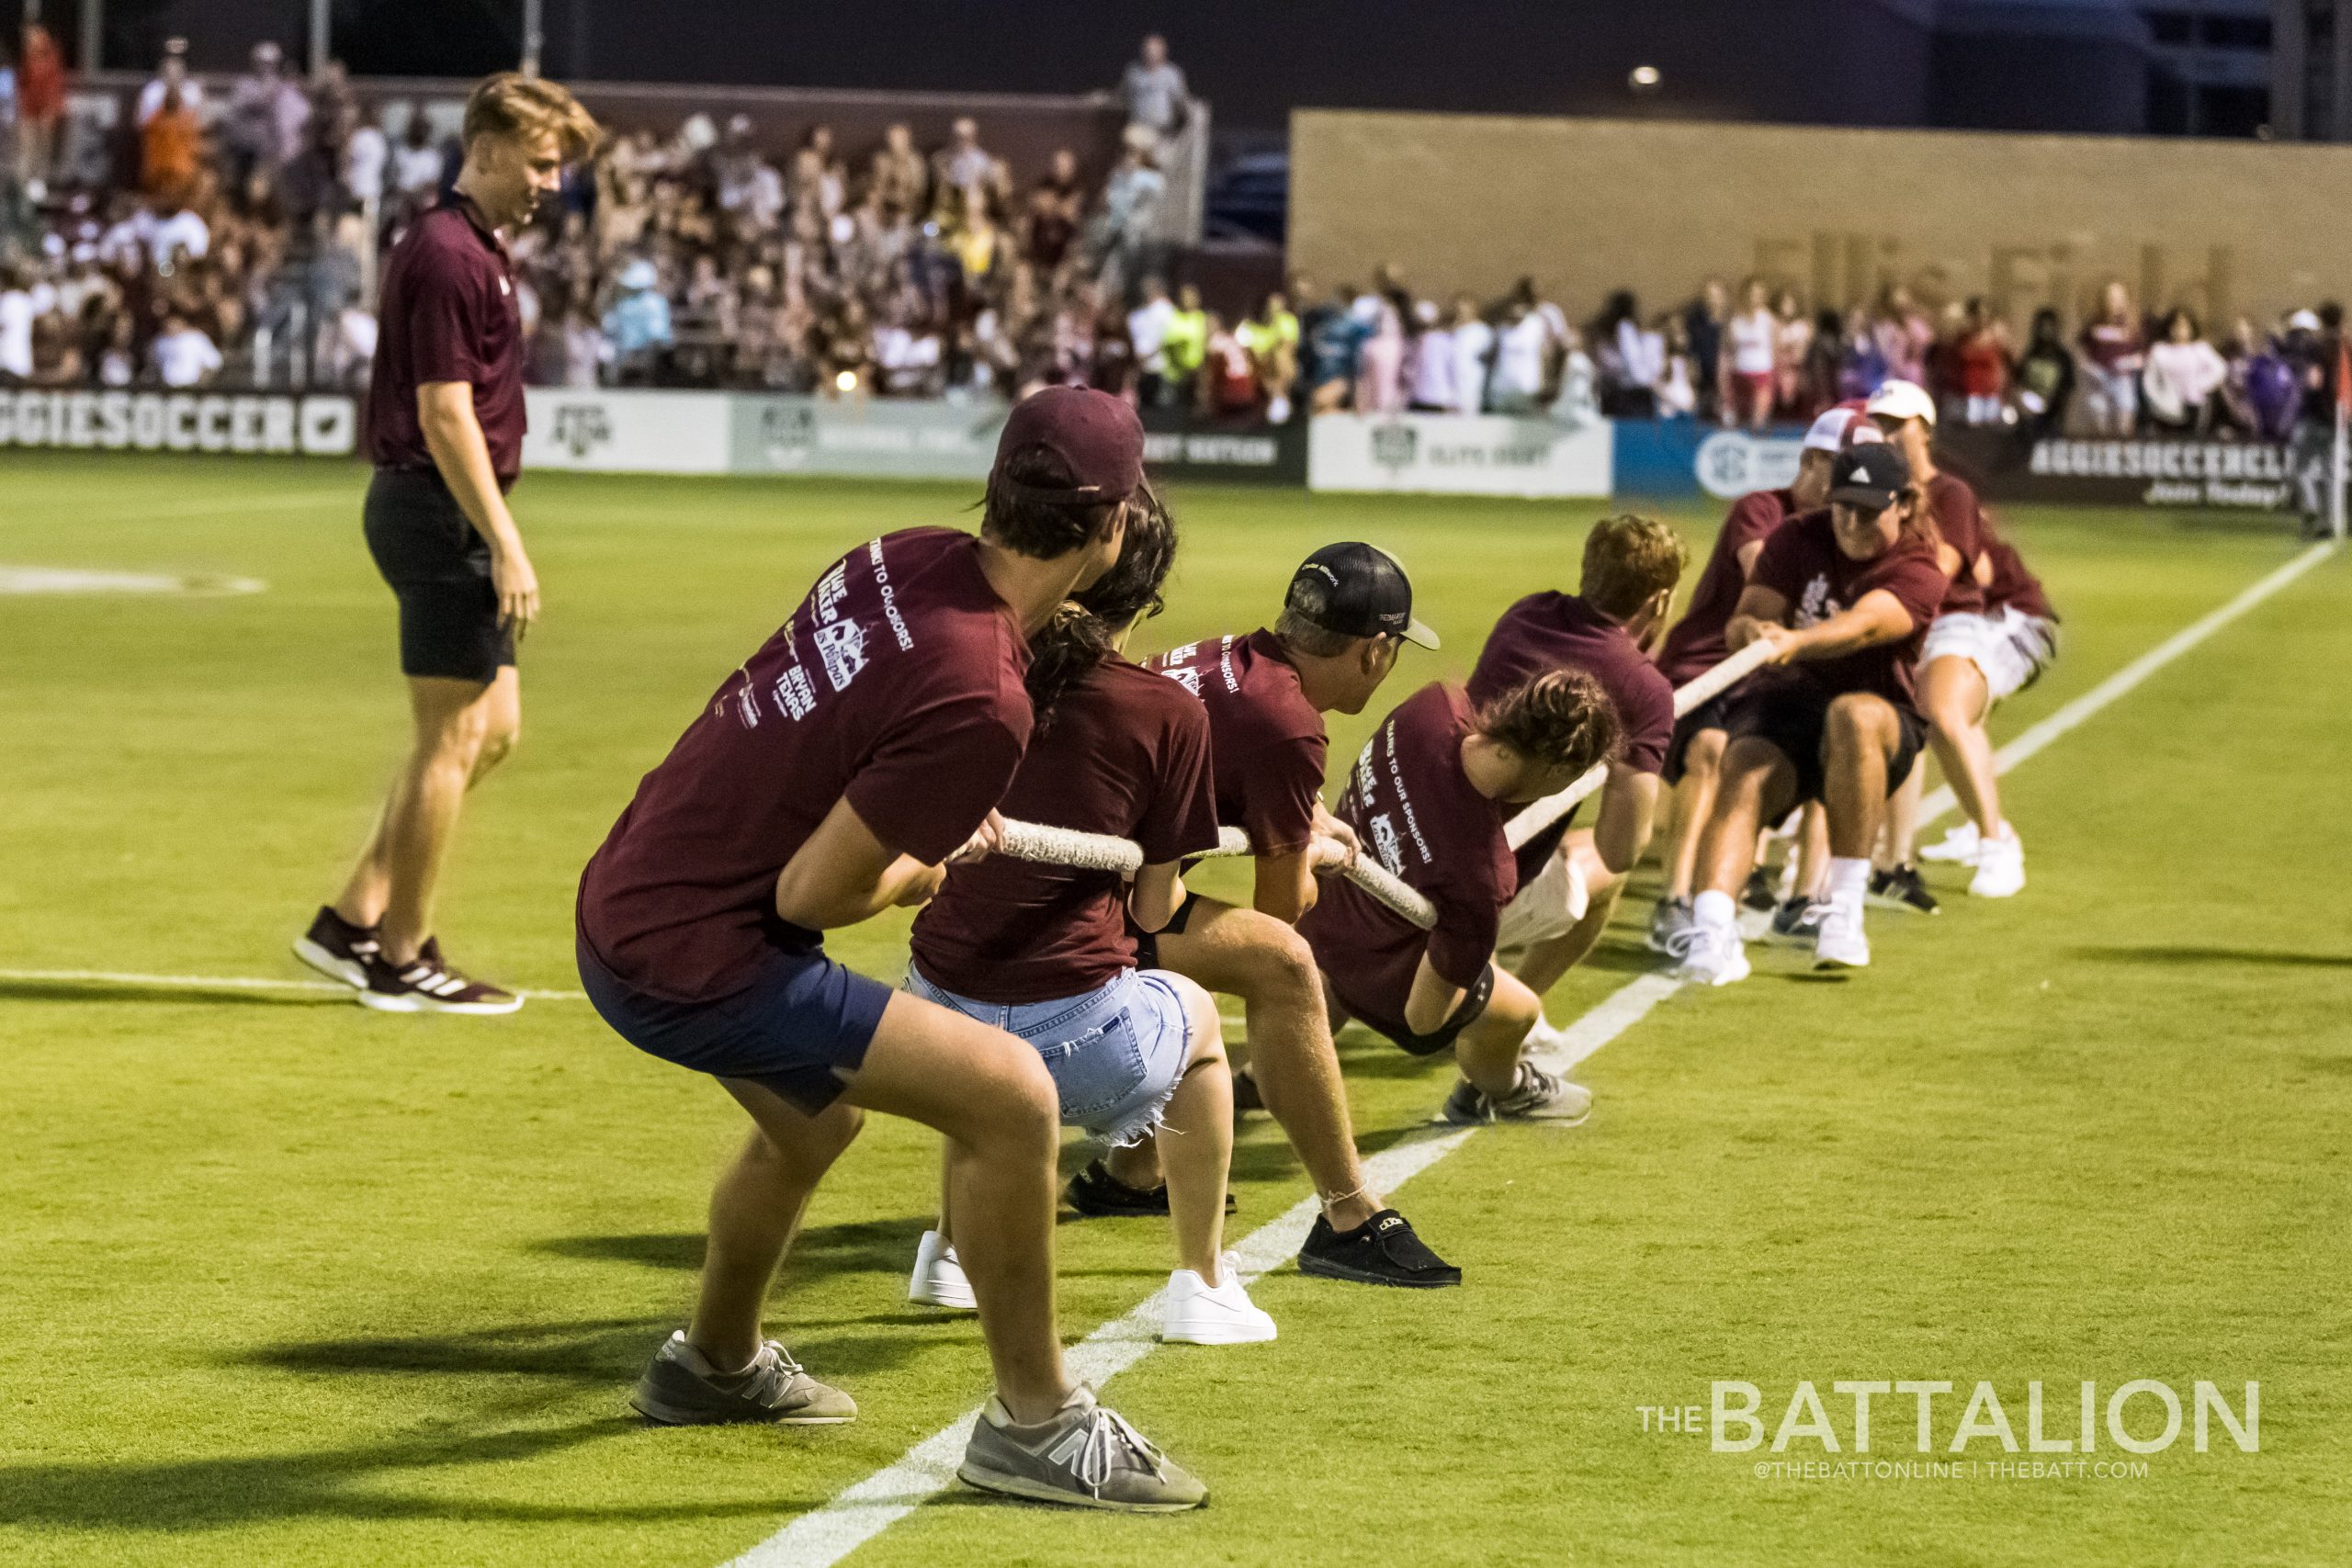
[1826,442,1913,513]
[1283,543,1441,649]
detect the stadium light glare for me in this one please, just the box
[836,370,860,392]
[1629,64,1663,92]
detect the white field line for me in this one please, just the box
[724,536,2336,1568]
[0,966,583,1001]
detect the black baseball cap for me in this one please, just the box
[1284,543,1441,649]
[1826,443,1912,512]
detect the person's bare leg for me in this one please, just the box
[1453,965,1542,1098]
[1824,694,1900,859]
[1153,978,1234,1281]
[1792,802,1831,899]
[335,670,520,962]
[843,991,1069,1423]
[1663,730,1726,898]
[688,1087,865,1371]
[1693,739,1796,898]
[1918,655,2001,835]
[1131,902,1381,1231]
[1875,747,1925,870]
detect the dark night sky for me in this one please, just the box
[89,0,1947,133]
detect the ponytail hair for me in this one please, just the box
[1023,482,1179,732]
[1474,669,1621,778]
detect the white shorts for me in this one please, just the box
[1921,607,2058,704]
[1498,848,1590,951]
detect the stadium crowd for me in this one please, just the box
[1292,265,2350,443]
[0,31,1190,400]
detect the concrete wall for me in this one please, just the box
[1288,108,2352,327]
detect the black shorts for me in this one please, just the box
[1131,889,1205,973]
[1363,963,1497,1059]
[363,467,515,683]
[1721,675,1925,806]
[576,931,894,1118]
[1662,689,1738,786]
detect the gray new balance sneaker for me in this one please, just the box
[958,1383,1206,1512]
[629,1330,857,1425]
[1437,1062,1593,1126]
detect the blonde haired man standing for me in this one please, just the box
[296,75,599,1013]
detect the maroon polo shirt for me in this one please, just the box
[1925,470,1990,616]
[1656,488,1795,686]
[579,527,1032,1002]
[1984,533,2055,622]
[1298,683,1514,1040]
[1747,512,1950,708]
[367,195,527,488]
[1146,628,1328,858]
[910,656,1219,1003]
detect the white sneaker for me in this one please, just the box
[1161,1255,1277,1345]
[1677,919,1751,987]
[1813,901,1871,969]
[1920,822,1983,864]
[1522,1013,1572,1056]
[909,1229,977,1311]
[1968,828,2026,897]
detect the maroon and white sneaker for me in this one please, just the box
[293,905,381,990]
[357,939,524,1015]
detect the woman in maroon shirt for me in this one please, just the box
[900,494,1276,1347]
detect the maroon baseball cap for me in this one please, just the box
[994,387,1145,502]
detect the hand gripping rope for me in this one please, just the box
[994,638,1780,933]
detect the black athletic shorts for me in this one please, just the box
[1131,889,1205,972]
[1721,674,1925,806]
[363,467,515,683]
[1661,689,1738,786]
[1366,963,1497,1059]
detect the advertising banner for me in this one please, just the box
[1307,412,1613,498]
[1139,409,1307,486]
[728,396,1010,479]
[1611,421,1809,501]
[522,389,733,474]
[0,389,356,456]
[1937,429,2296,511]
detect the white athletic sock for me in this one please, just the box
[1692,889,1736,930]
[1826,856,1871,908]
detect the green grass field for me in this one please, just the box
[1,453,2346,1567]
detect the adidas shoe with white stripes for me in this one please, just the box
[356,940,523,1015]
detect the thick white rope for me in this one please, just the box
[996,640,1779,933]
[1503,637,1776,852]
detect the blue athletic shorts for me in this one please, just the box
[904,964,1193,1146]
[577,932,894,1117]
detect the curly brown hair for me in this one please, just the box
[1473,669,1621,775]
[1579,513,1688,620]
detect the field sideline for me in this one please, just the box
[2,454,2346,1566]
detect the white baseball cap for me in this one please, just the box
[2289,309,2322,333]
[1802,406,1861,453]
[1864,378,1938,426]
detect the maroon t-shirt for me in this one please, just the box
[1297,683,1514,1038]
[1146,628,1327,857]
[910,658,1219,1003]
[1655,488,1794,686]
[366,197,527,487]
[1467,592,1675,776]
[1926,470,1990,615]
[579,528,1032,1001]
[1748,511,1950,707]
[1984,533,2055,622]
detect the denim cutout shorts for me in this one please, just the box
[905,964,1193,1147]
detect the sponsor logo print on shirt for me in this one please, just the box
[1798,575,1839,627]
[773,663,818,720]
[1368,813,1405,877]
[812,618,867,692]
